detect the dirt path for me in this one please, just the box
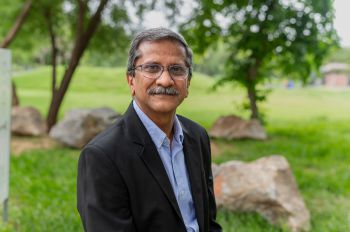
[11,135,59,155]
[10,136,229,157]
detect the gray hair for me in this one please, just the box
[126,27,193,80]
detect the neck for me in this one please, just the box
[134,100,176,140]
[150,112,175,140]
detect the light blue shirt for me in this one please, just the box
[133,100,199,232]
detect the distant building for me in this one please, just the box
[320,63,350,87]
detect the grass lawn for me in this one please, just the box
[1,66,350,231]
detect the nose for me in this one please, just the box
[156,69,174,87]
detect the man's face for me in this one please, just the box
[127,39,190,120]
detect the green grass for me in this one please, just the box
[13,66,350,127]
[214,118,350,231]
[1,66,350,231]
[0,149,82,232]
[13,65,245,128]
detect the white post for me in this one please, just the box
[0,48,11,223]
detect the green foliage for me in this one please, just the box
[181,0,339,120]
[193,41,229,77]
[0,0,45,65]
[0,0,145,67]
[77,1,132,66]
[0,0,32,38]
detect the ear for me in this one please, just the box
[126,74,135,96]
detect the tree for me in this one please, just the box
[43,0,182,131]
[181,0,338,120]
[40,0,111,130]
[193,41,229,77]
[2,0,183,131]
[33,0,134,131]
[1,0,32,48]
[1,0,33,106]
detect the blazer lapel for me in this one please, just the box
[124,103,183,221]
[182,130,205,232]
[138,142,183,220]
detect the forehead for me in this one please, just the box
[136,39,187,64]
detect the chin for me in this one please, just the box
[150,100,181,114]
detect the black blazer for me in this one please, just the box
[77,103,222,232]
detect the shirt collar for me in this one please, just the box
[133,100,184,148]
[173,115,184,144]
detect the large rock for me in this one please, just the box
[49,107,121,148]
[213,155,310,232]
[209,115,267,140]
[11,106,46,136]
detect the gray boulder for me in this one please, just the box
[49,107,121,148]
[11,106,46,136]
[213,155,310,232]
[209,115,267,140]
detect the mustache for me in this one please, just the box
[147,86,179,96]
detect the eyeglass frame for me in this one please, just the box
[129,63,190,80]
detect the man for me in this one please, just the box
[77,27,222,232]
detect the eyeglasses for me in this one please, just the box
[131,63,189,80]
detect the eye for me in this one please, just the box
[170,65,187,76]
[142,64,161,73]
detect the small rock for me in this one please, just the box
[209,115,267,140]
[213,155,310,232]
[49,107,121,148]
[11,106,46,136]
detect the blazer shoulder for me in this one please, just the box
[83,117,130,154]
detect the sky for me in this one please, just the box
[143,0,350,48]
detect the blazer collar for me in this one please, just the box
[123,103,184,223]
[182,128,205,232]
[123,103,205,231]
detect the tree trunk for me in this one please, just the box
[44,8,58,91]
[246,58,261,120]
[44,7,59,131]
[1,0,33,107]
[1,0,32,48]
[11,82,20,106]
[247,83,259,119]
[46,93,61,131]
[242,1,275,120]
[46,0,109,131]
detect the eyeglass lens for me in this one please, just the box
[139,64,188,79]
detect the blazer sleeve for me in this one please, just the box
[77,145,136,232]
[203,130,223,232]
